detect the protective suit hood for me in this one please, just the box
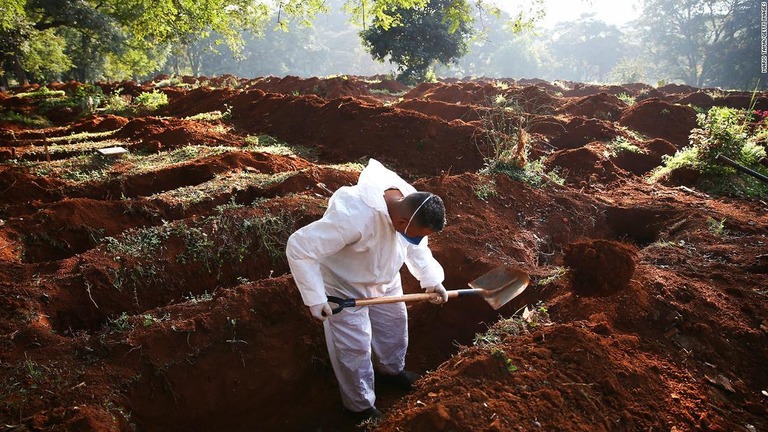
[357,159,416,212]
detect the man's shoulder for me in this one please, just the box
[329,186,371,214]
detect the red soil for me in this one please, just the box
[0,76,766,432]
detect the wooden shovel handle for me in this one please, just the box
[327,289,483,314]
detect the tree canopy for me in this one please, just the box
[361,0,474,83]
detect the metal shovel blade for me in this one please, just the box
[468,266,531,310]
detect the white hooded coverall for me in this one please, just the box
[286,159,445,412]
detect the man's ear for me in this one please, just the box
[393,216,409,232]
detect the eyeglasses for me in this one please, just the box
[402,194,434,245]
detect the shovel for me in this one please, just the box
[326,266,530,314]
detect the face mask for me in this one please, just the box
[401,194,434,246]
[399,232,424,245]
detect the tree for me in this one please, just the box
[0,0,26,31]
[361,0,474,83]
[638,0,746,87]
[3,0,540,85]
[705,0,764,89]
[549,13,625,82]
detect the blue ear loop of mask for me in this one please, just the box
[400,194,434,245]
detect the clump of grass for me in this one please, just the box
[100,207,295,298]
[474,177,497,201]
[537,266,566,286]
[14,86,65,99]
[244,134,316,159]
[475,94,563,188]
[606,136,647,157]
[617,92,635,106]
[150,170,295,210]
[706,217,727,235]
[482,157,565,188]
[104,312,132,333]
[472,303,551,373]
[0,110,51,127]
[134,90,168,112]
[473,303,551,347]
[46,130,117,144]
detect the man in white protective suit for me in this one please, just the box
[286,158,449,422]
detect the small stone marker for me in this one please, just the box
[96,146,129,156]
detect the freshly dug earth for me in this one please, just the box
[0,76,767,432]
[563,239,638,297]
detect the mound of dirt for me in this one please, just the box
[674,92,715,110]
[560,83,631,97]
[658,83,699,95]
[504,85,560,114]
[394,99,485,122]
[97,80,151,98]
[229,90,486,176]
[368,79,409,94]
[557,93,627,120]
[0,166,66,205]
[612,138,677,175]
[549,117,619,149]
[564,239,638,297]
[116,116,240,149]
[619,98,698,147]
[401,82,499,105]
[163,87,239,117]
[546,143,627,185]
[245,75,379,104]
[71,114,129,133]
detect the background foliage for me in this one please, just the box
[0,0,763,90]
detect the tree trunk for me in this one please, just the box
[10,54,28,85]
[187,46,201,77]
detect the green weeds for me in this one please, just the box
[651,106,768,197]
[0,111,50,127]
[474,178,497,201]
[537,267,566,286]
[244,134,316,159]
[606,136,646,157]
[707,217,727,235]
[100,207,294,298]
[472,303,551,374]
[617,93,635,106]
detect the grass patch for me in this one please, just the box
[46,130,117,144]
[0,111,51,127]
[537,267,566,286]
[14,87,65,99]
[606,136,647,157]
[472,303,551,373]
[149,170,295,210]
[482,158,565,188]
[21,152,120,183]
[617,92,635,106]
[473,303,551,348]
[474,177,497,201]
[244,134,316,159]
[18,138,128,160]
[100,206,295,298]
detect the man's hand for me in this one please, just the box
[309,302,333,321]
[425,283,448,304]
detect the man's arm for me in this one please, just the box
[286,206,362,308]
[404,240,446,302]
